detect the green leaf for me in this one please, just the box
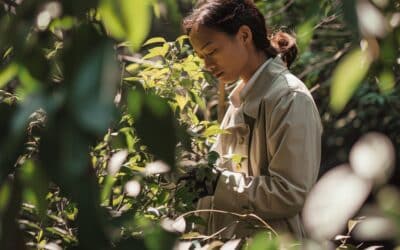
[296,18,316,52]
[330,49,372,113]
[70,41,119,134]
[143,43,170,60]
[17,66,41,96]
[127,90,144,117]
[0,63,18,89]
[203,124,227,137]
[144,225,178,250]
[20,160,49,219]
[176,35,189,49]
[122,0,153,51]
[0,181,11,213]
[49,16,77,31]
[143,37,167,46]
[247,231,279,250]
[129,94,177,167]
[175,94,188,110]
[231,154,246,164]
[98,0,126,39]
[377,70,395,94]
[100,175,116,203]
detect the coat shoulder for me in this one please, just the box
[262,71,316,109]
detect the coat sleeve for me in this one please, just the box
[213,91,322,219]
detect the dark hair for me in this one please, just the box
[183,0,298,67]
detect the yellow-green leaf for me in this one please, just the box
[203,124,227,137]
[143,43,170,59]
[98,0,126,39]
[296,18,316,52]
[377,70,395,94]
[0,63,18,89]
[122,0,152,51]
[330,49,372,113]
[143,37,166,46]
[175,94,188,110]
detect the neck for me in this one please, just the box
[240,51,268,84]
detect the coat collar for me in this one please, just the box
[221,56,288,130]
[240,55,288,119]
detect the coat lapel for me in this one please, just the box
[241,56,288,119]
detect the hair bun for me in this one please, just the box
[269,31,298,68]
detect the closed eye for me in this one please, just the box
[207,49,217,56]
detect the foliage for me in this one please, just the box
[0,0,399,249]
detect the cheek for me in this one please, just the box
[220,47,247,73]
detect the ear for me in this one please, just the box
[237,25,253,45]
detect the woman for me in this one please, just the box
[183,0,323,240]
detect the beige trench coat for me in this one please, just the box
[197,56,323,240]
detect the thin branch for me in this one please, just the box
[177,208,279,237]
[298,43,351,79]
[310,84,320,94]
[313,13,340,30]
[201,221,240,241]
[118,54,163,68]
[265,0,295,19]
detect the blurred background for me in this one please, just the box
[0,0,399,249]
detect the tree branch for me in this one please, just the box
[299,43,351,80]
[177,208,279,237]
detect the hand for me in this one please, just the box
[178,165,221,201]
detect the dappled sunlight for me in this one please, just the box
[353,216,397,240]
[356,0,388,38]
[349,132,395,185]
[36,2,62,31]
[303,165,372,240]
[144,160,171,175]
[107,149,128,176]
[124,180,141,197]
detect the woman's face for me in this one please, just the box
[189,24,249,84]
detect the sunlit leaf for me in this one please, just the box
[143,37,167,46]
[98,0,125,39]
[17,66,41,96]
[0,63,18,89]
[296,18,316,52]
[203,124,227,137]
[247,231,278,250]
[175,94,188,110]
[377,70,395,94]
[122,0,153,51]
[330,49,372,113]
[143,43,170,60]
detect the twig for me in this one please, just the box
[313,13,340,30]
[309,84,320,94]
[177,208,279,237]
[298,43,351,79]
[118,54,163,68]
[265,0,295,19]
[201,220,240,241]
